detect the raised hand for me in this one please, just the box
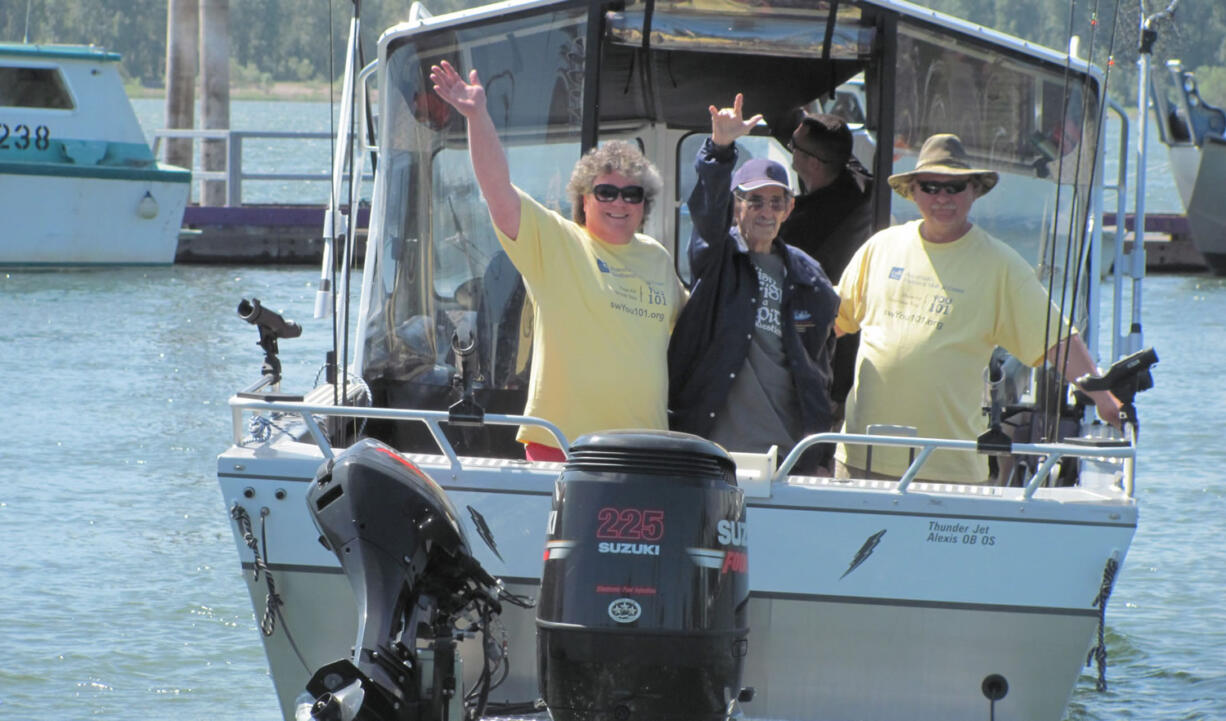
[430,60,487,118]
[709,93,764,147]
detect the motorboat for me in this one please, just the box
[216,1,1157,720]
[1148,58,1226,273]
[0,42,189,266]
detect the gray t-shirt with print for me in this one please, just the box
[708,250,802,453]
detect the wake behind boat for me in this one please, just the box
[0,42,189,266]
[216,1,1157,720]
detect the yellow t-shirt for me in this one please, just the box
[494,189,685,447]
[834,220,1069,483]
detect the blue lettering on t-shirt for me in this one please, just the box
[889,266,904,280]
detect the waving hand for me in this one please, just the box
[430,60,487,118]
[710,93,764,147]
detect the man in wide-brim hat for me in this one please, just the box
[830,132,1122,484]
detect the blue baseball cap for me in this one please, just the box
[732,157,792,193]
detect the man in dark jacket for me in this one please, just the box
[668,94,840,471]
[779,113,875,414]
[780,113,874,279]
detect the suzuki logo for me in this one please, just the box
[608,598,642,624]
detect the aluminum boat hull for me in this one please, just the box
[220,443,1135,721]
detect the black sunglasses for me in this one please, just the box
[734,192,791,211]
[592,184,646,204]
[915,180,971,196]
[788,140,839,165]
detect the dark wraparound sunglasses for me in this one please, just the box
[788,140,839,165]
[915,180,971,196]
[592,184,646,204]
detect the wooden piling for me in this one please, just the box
[164,0,198,169]
[200,0,231,206]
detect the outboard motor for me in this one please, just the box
[302,438,503,721]
[537,431,750,721]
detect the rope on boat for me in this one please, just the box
[248,413,290,442]
[1086,555,1119,691]
[230,502,311,671]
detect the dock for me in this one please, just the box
[1102,211,1208,273]
[176,205,368,264]
[150,127,372,265]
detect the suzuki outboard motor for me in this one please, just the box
[303,438,502,721]
[537,431,750,721]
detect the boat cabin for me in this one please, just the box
[347,0,1111,464]
[0,42,190,265]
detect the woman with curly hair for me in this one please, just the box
[431,60,686,461]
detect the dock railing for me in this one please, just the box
[151,128,374,206]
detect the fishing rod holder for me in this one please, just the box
[237,297,302,385]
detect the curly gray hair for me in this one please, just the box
[566,140,663,226]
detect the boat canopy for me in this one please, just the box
[354,0,1108,454]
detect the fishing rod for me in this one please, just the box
[1035,0,1122,442]
[1046,0,1129,442]
[1061,0,1126,374]
[1039,0,1088,445]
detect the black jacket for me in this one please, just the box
[779,158,874,403]
[668,138,839,448]
[779,157,874,284]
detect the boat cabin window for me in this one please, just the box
[0,66,73,109]
[887,24,1102,317]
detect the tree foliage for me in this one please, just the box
[0,0,468,85]
[0,0,1222,106]
[908,0,1226,107]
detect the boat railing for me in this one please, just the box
[776,431,1136,499]
[229,392,1135,500]
[150,128,374,206]
[228,394,569,473]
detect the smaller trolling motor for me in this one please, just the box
[302,438,505,721]
[1077,347,1159,435]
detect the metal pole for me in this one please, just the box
[1129,0,1181,355]
[1131,23,1150,357]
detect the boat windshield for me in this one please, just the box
[358,6,588,453]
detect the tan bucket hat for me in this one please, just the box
[887,133,999,199]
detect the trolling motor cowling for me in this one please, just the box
[303,438,501,721]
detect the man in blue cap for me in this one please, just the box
[669,94,840,472]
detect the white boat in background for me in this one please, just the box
[216,1,1157,720]
[0,42,189,266]
[1148,58,1226,274]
